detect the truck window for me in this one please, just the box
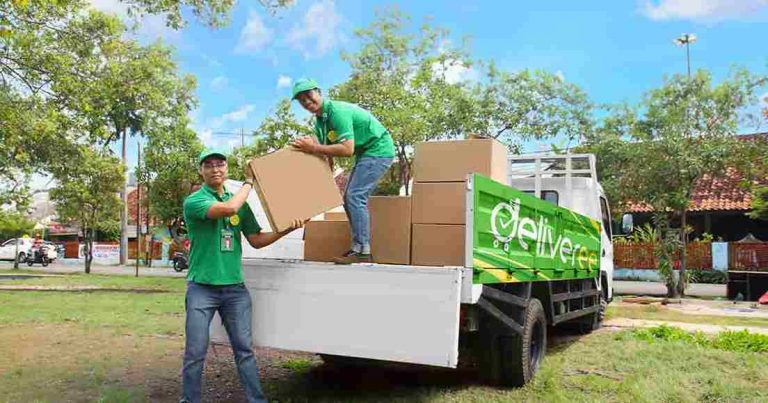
[600,197,612,238]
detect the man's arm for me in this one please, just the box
[206,183,252,219]
[245,219,306,249]
[294,137,353,157]
[205,165,257,219]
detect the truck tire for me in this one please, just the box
[480,298,547,387]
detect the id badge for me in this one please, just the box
[220,229,235,252]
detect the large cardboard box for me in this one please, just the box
[411,224,465,267]
[411,182,466,224]
[249,148,342,232]
[412,138,508,183]
[369,196,412,264]
[303,220,351,262]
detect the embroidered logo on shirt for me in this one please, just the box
[328,130,337,142]
[228,214,240,226]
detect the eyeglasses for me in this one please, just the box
[202,161,227,170]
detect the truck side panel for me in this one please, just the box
[210,260,464,368]
[470,174,601,284]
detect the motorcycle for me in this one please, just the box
[171,251,188,272]
[26,245,52,267]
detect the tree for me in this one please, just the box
[228,98,313,181]
[137,125,202,234]
[50,147,124,273]
[0,211,35,269]
[332,8,593,192]
[582,69,766,297]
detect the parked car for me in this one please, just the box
[0,238,34,262]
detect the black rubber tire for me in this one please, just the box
[18,253,26,265]
[173,260,182,272]
[26,259,33,266]
[497,298,547,387]
[41,257,49,267]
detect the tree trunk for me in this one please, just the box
[84,226,92,274]
[656,216,678,298]
[396,142,410,196]
[13,236,19,270]
[677,209,688,297]
[119,129,128,265]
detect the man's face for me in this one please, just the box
[296,89,323,115]
[199,157,228,187]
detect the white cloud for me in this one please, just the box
[222,104,256,123]
[198,129,213,143]
[277,75,292,88]
[640,0,768,22]
[432,60,478,85]
[210,76,229,91]
[236,11,274,54]
[287,0,342,59]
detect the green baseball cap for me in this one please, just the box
[292,78,320,100]
[198,147,228,165]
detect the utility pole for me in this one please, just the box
[120,131,128,265]
[674,33,696,80]
[240,127,245,147]
[136,144,141,278]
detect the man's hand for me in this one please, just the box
[292,136,319,154]
[283,218,308,234]
[244,163,255,184]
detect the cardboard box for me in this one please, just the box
[249,148,342,232]
[412,138,508,183]
[411,182,466,224]
[303,220,350,262]
[324,211,348,221]
[411,224,465,267]
[369,196,411,264]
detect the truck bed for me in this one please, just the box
[210,258,475,368]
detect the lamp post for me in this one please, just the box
[673,33,697,79]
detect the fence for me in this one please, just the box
[730,243,768,271]
[614,242,713,270]
[61,240,163,260]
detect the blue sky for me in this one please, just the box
[87,0,768,169]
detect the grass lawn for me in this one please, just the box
[607,302,768,328]
[1,273,767,402]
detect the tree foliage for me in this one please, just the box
[581,69,766,297]
[49,148,124,273]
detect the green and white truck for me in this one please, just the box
[212,154,616,386]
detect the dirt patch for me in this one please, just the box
[0,285,169,293]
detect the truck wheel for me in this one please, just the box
[576,293,607,334]
[499,298,546,387]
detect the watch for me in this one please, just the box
[244,180,254,187]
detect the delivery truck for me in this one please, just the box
[211,152,617,387]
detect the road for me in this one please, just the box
[614,280,725,298]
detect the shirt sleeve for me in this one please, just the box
[330,113,354,143]
[239,203,262,236]
[183,195,213,222]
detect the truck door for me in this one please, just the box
[599,197,614,300]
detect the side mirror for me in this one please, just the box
[621,213,634,234]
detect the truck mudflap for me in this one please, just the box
[210,259,464,368]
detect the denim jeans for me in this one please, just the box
[343,156,394,254]
[181,282,266,403]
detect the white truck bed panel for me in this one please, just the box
[210,259,464,368]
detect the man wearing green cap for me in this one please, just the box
[180,148,303,403]
[291,78,395,264]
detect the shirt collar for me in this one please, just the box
[202,183,231,199]
[320,99,332,121]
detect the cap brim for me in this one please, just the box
[199,153,227,165]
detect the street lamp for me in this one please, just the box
[673,33,697,79]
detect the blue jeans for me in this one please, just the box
[343,156,393,254]
[182,282,266,403]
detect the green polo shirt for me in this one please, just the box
[313,99,395,159]
[182,184,261,285]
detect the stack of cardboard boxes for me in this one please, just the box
[410,137,508,266]
[250,137,507,267]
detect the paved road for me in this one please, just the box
[614,280,725,298]
[0,261,185,278]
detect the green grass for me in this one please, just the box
[623,324,768,353]
[607,303,768,328]
[1,273,767,402]
[0,270,186,291]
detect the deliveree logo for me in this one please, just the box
[490,198,597,268]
